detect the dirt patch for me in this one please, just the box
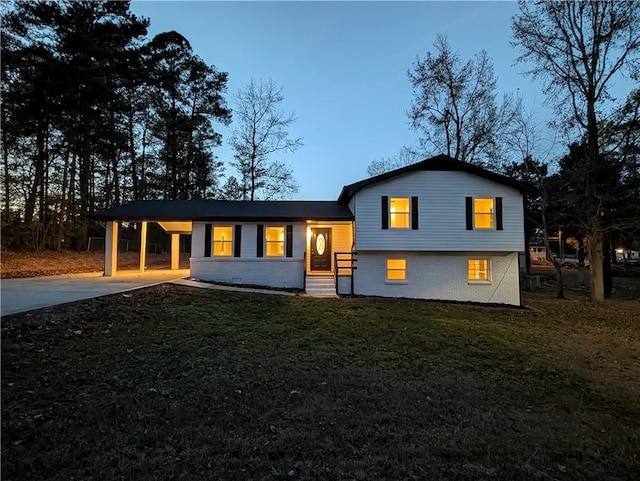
[1,250,190,278]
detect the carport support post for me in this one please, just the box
[171,234,180,270]
[104,221,118,276]
[139,221,148,273]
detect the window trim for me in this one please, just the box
[468,258,491,283]
[389,197,411,229]
[386,258,408,282]
[473,198,495,230]
[212,226,234,257]
[466,196,503,231]
[265,226,285,257]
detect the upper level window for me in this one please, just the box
[390,198,410,228]
[468,259,490,282]
[265,227,285,256]
[213,226,233,256]
[474,198,494,229]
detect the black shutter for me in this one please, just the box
[465,197,473,230]
[286,225,293,257]
[204,224,212,257]
[256,224,264,257]
[411,196,419,230]
[381,196,389,230]
[495,197,503,231]
[234,225,242,257]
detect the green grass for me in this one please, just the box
[2,286,639,480]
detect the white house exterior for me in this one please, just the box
[92,155,533,306]
[340,168,526,305]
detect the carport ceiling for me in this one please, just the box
[157,221,192,234]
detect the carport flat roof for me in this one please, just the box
[90,199,354,222]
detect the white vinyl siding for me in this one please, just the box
[354,251,520,306]
[354,170,524,251]
[191,223,206,258]
[190,222,306,288]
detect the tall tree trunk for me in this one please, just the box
[603,233,613,299]
[38,131,49,250]
[56,147,70,250]
[25,122,47,223]
[141,123,148,199]
[577,237,587,288]
[109,107,120,205]
[128,108,139,200]
[184,94,197,199]
[588,228,605,303]
[586,83,606,302]
[79,122,91,250]
[2,123,11,218]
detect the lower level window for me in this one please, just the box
[387,259,406,280]
[213,226,233,256]
[468,259,490,281]
[265,226,285,256]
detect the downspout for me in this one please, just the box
[352,195,356,295]
[520,195,527,307]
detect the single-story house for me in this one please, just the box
[92,154,534,306]
[528,244,548,264]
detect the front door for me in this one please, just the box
[310,228,332,272]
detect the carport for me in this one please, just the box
[102,220,191,276]
[91,201,196,277]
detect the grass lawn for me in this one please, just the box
[2,286,639,480]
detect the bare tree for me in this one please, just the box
[408,33,516,167]
[506,103,568,298]
[230,79,303,200]
[366,146,421,176]
[512,0,640,302]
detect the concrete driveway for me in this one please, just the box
[1,270,189,317]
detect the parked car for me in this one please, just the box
[560,256,589,269]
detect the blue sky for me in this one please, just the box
[129,1,552,200]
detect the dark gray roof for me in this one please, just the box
[338,154,537,204]
[90,199,354,222]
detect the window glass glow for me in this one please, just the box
[213,226,233,256]
[387,258,407,280]
[390,197,410,228]
[474,198,494,229]
[265,227,285,256]
[468,259,490,281]
[316,233,326,255]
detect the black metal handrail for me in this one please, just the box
[334,251,357,295]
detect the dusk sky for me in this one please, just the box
[129,1,556,200]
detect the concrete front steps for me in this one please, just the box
[305,275,337,297]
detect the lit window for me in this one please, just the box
[213,226,233,256]
[468,259,490,281]
[390,198,410,228]
[474,198,494,229]
[265,227,285,256]
[387,259,407,280]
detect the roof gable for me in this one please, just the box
[337,154,536,204]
